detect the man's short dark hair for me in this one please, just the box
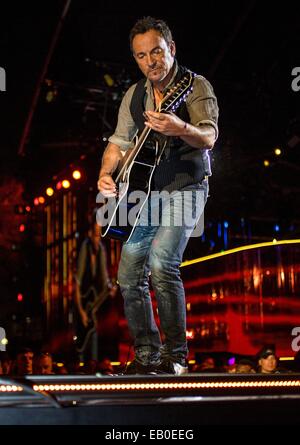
[257,345,276,360]
[17,347,33,356]
[129,16,173,52]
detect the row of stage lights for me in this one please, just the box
[15,169,82,234]
[33,169,83,206]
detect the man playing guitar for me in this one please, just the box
[74,218,117,358]
[97,17,219,375]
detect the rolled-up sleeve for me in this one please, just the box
[186,75,219,140]
[108,84,139,150]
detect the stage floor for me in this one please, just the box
[1,373,300,425]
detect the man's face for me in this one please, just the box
[259,354,277,373]
[37,356,53,374]
[236,364,253,373]
[17,351,34,374]
[132,30,175,85]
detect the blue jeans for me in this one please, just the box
[118,180,208,365]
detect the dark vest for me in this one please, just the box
[130,65,212,192]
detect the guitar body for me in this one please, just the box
[74,286,108,353]
[100,139,158,242]
[97,72,195,243]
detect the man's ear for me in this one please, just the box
[170,41,176,57]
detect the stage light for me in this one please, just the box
[32,379,300,393]
[72,170,81,180]
[62,180,70,189]
[1,337,8,346]
[104,73,114,87]
[17,293,23,302]
[181,239,300,267]
[279,357,294,361]
[56,181,62,190]
[46,90,54,103]
[274,224,280,232]
[0,385,23,392]
[274,147,282,156]
[19,224,25,233]
[33,198,39,206]
[15,204,31,214]
[46,187,54,196]
[46,87,57,103]
[38,196,45,204]
[223,221,229,249]
[186,330,194,339]
[264,160,270,167]
[228,357,235,366]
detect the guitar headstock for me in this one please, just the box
[161,71,195,113]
